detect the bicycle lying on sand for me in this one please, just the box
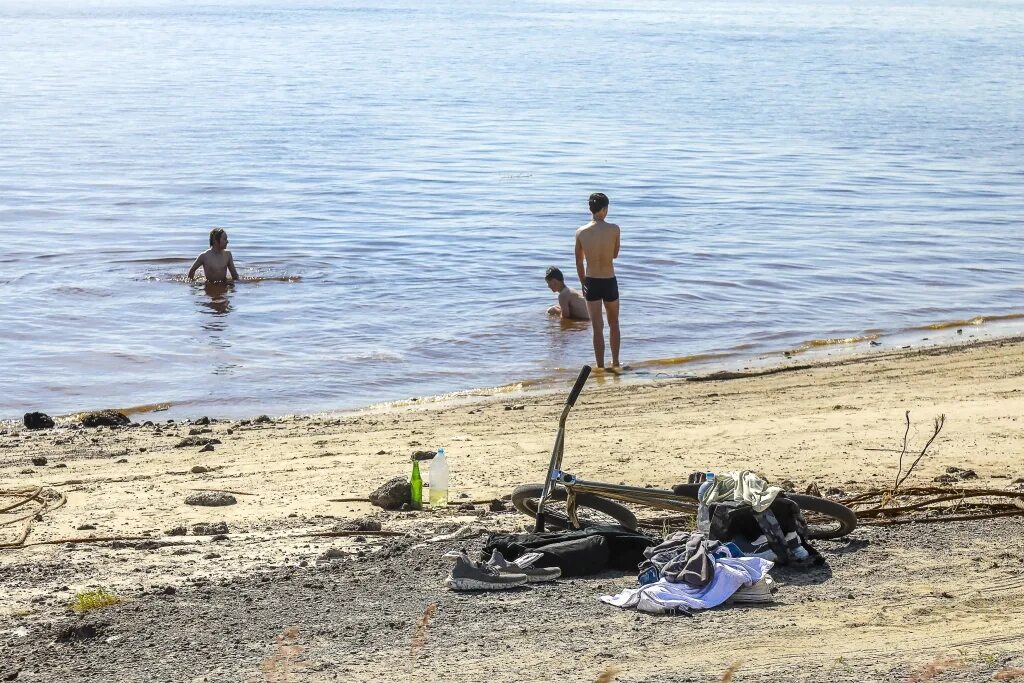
[512,365,858,540]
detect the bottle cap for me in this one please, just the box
[705,472,715,480]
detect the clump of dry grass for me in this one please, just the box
[907,657,961,683]
[720,661,742,682]
[411,603,438,656]
[260,626,304,683]
[69,588,123,613]
[594,665,620,683]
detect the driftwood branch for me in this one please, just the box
[892,413,946,496]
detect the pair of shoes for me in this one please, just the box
[486,550,561,583]
[445,551,528,591]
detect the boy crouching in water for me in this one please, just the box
[188,228,239,282]
[545,266,589,320]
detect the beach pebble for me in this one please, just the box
[81,410,130,428]
[174,436,221,448]
[411,450,436,460]
[319,547,346,561]
[31,456,48,466]
[166,525,188,536]
[23,412,55,430]
[191,465,211,474]
[115,458,128,464]
[199,444,215,453]
[255,415,272,424]
[337,518,382,532]
[192,521,229,535]
[185,492,236,507]
[488,499,507,512]
[194,416,211,426]
[76,523,96,531]
[368,476,411,510]
[19,469,34,475]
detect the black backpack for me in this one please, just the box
[708,494,823,566]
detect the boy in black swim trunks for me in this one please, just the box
[575,192,621,368]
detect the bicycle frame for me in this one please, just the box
[533,365,698,531]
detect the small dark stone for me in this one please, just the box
[53,463,67,468]
[489,499,507,512]
[76,524,96,531]
[115,458,128,464]
[185,492,236,507]
[32,456,48,466]
[174,436,222,448]
[337,517,382,532]
[369,476,411,510]
[411,450,436,461]
[81,410,130,428]
[19,469,34,475]
[56,623,103,642]
[163,586,176,595]
[191,465,211,474]
[376,449,387,455]
[458,503,475,511]
[254,415,272,424]
[143,421,154,427]
[320,548,346,561]
[199,444,215,453]
[192,521,229,535]
[24,412,55,430]
[194,416,211,426]
[933,473,958,484]
[779,479,796,493]
[945,466,978,480]
[166,526,188,536]
[211,534,229,542]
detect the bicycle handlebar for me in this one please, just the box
[566,365,591,407]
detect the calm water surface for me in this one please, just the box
[1,0,1022,418]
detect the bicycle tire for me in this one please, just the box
[511,484,638,531]
[671,484,857,540]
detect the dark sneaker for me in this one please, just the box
[487,549,561,583]
[445,552,528,591]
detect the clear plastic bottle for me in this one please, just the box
[429,447,449,507]
[696,472,716,535]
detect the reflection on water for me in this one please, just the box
[197,281,233,319]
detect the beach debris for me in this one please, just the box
[193,416,211,426]
[504,404,525,411]
[165,525,187,536]
[191,465,211,474]
[335,517,382,532]
[255,415,272,424]
[199,444,215,453]
[412,450,436,460]
[185,491,236,507]
[174,436,221,448]
[81,410,130,428]
[488,499,507,512]
[933,466,977,484]
[23,412,55,430]
[192,521,229,535]
[368,476,411,510]
[31,457,48,467]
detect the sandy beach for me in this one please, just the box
[3,337,1024,682]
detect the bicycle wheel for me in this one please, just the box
[511,484,638,531]
[671,484,857,540]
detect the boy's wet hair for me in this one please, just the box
[545,266,564,283]
[588,192,609,214]
[209,228,227,247]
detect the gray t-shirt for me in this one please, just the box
[558,286,590,320]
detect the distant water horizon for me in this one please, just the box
[1,0,1022,420]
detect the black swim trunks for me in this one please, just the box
[583,276,619,302]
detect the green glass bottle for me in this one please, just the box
[410,459,423,510]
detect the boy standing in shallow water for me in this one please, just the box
[575,192,621,368]
[545,266,590,320]
[188,228,239,282]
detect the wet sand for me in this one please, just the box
[2,336,1024,681]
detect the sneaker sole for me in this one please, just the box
[445,577,527,591]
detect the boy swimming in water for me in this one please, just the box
[187,228,239,282]
[544,266,590,320]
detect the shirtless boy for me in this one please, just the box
[187,228,239,282]
[544,266,590,321]
[575,193,620,368]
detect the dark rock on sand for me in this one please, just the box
[194,416,211,426]
[76,524,96,531]
[191,465,211,474]
[185,492,236,507]
[779,479,797,493]
[31,456,48,466]
[24,412,55,430]
[81,410,130,428]
[175,436,222,448]
[411,450,436,461]
[165,525,188,536]
[489,499,507,512]
[192,521,229,536]
[369,476,411,510]
[56,623,103,643]
[254,415,272,424]
[199,444,215,453]
[337,517,382,532]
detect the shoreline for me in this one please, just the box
[6,322,1023,428]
